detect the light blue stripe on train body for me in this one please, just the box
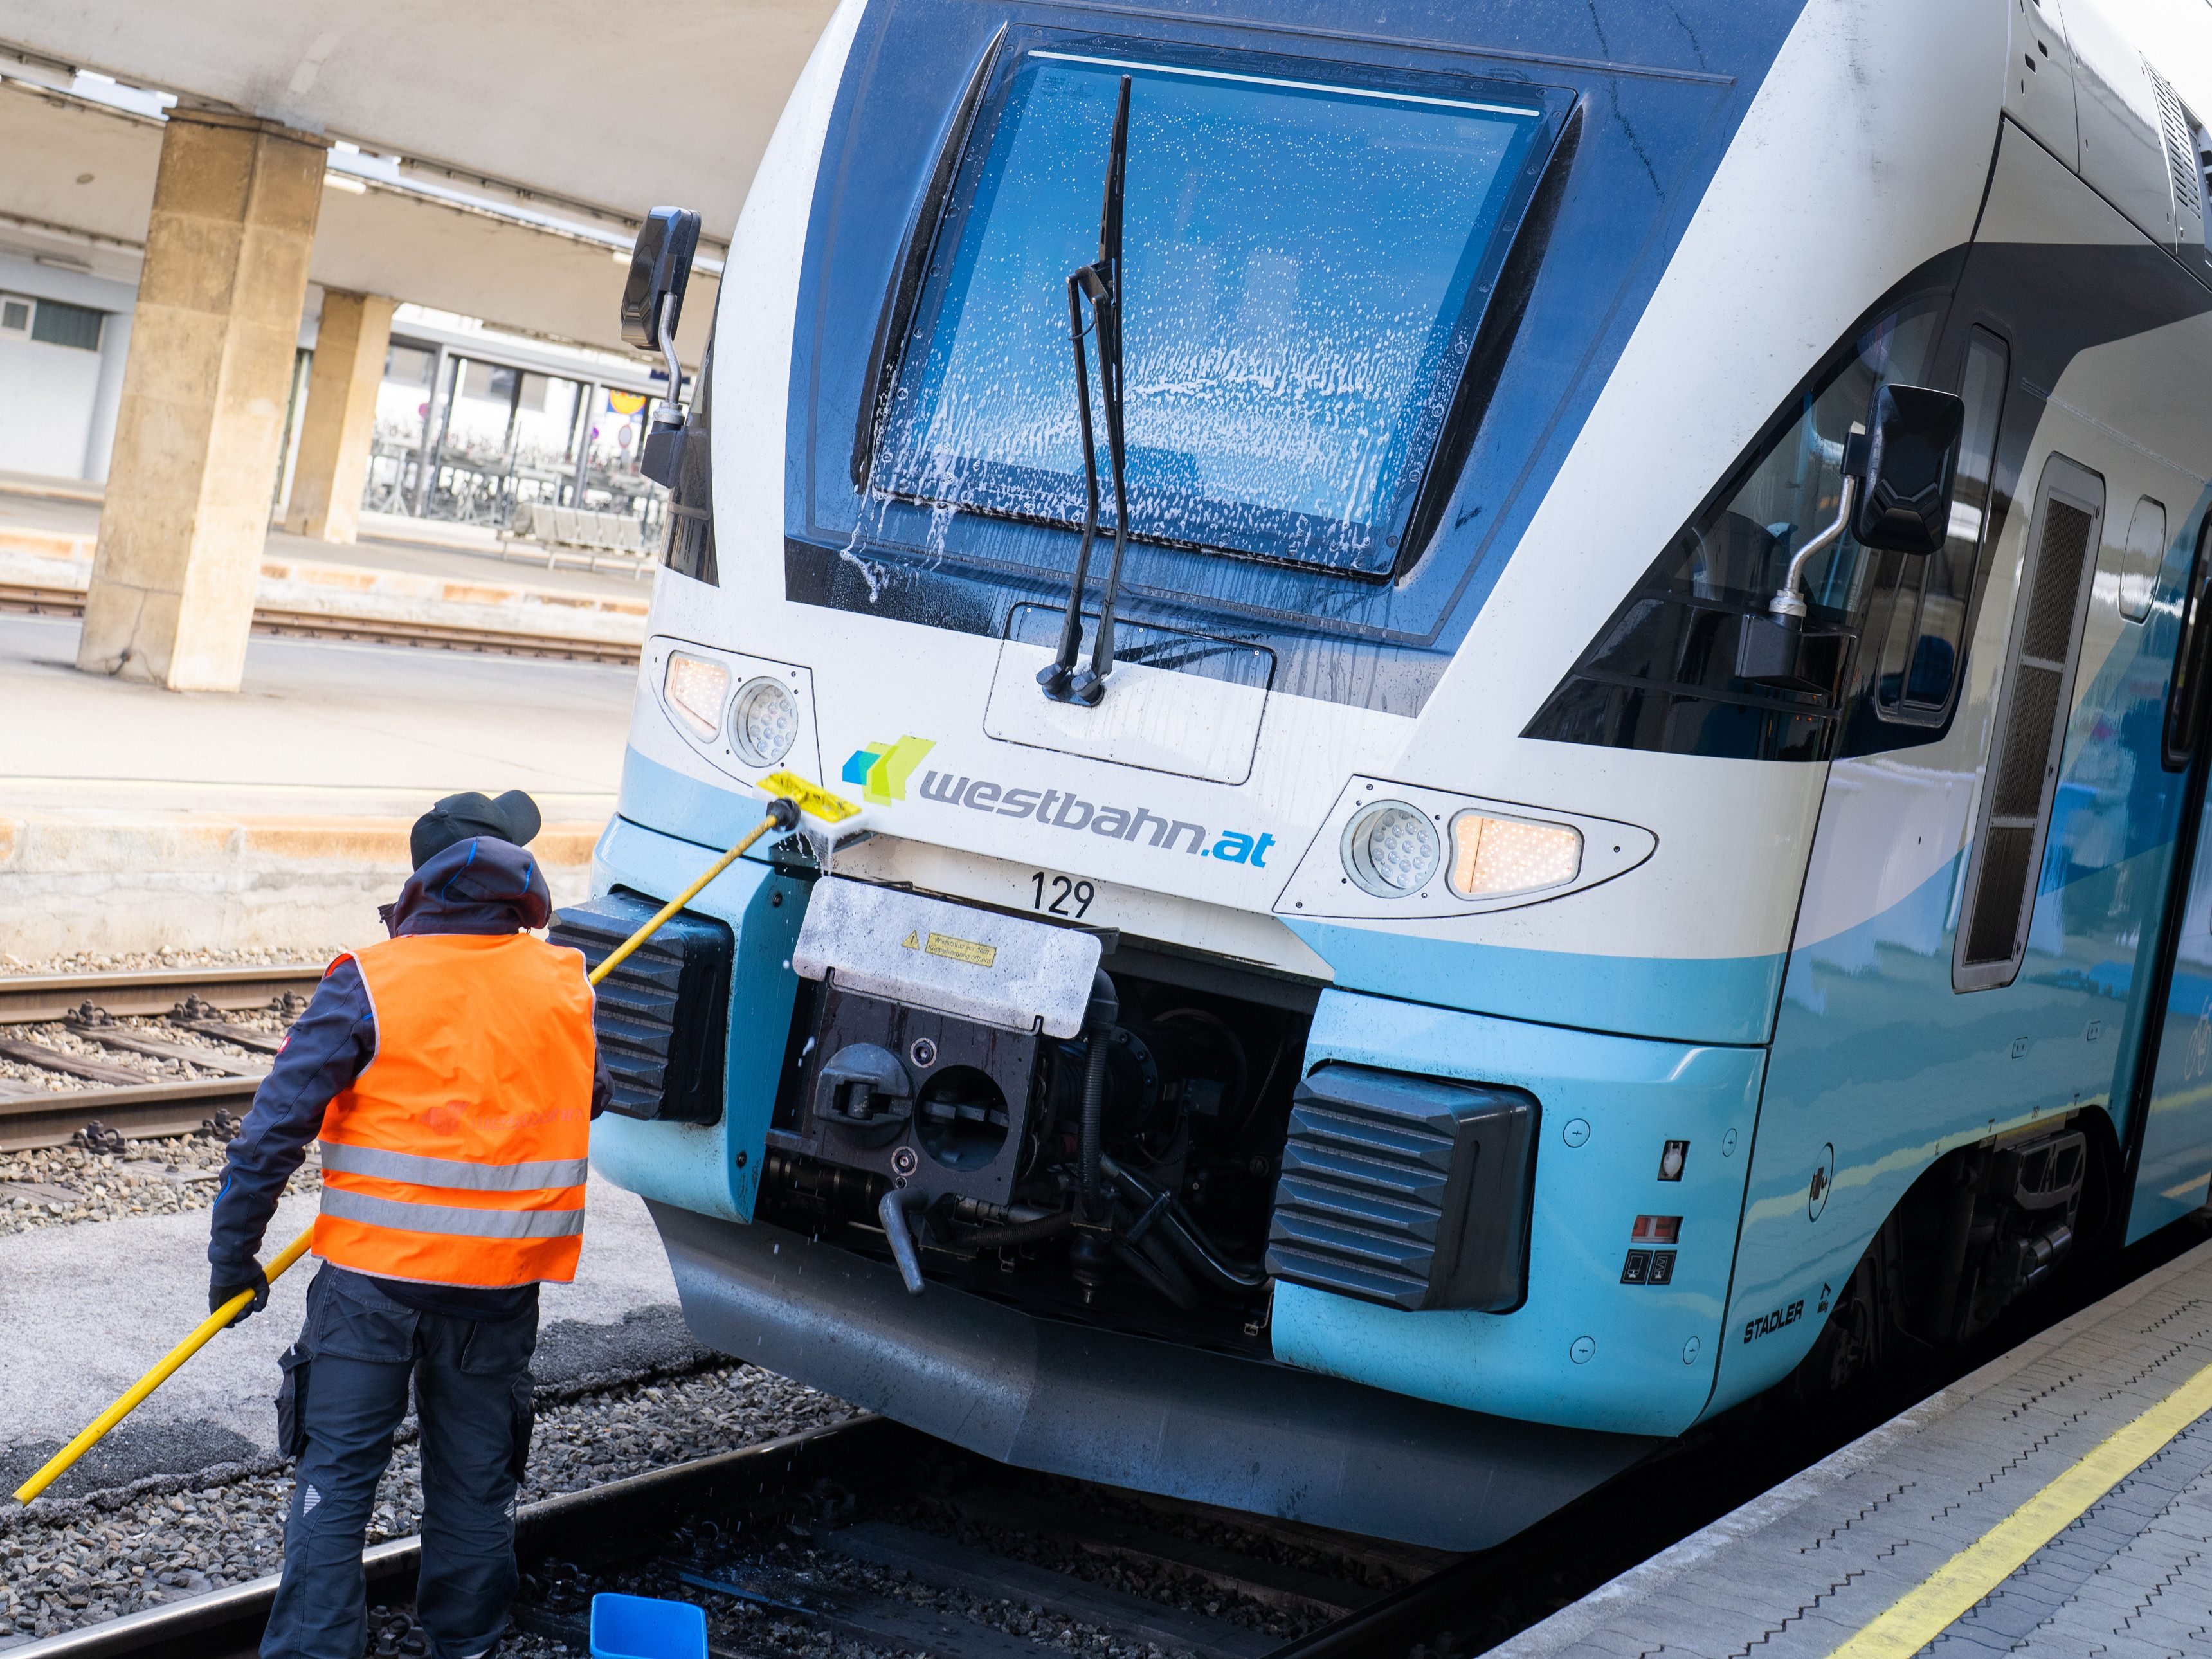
[586,792,803,1224]
[1283,921,1785,1047]
[1270,990,1764,1437]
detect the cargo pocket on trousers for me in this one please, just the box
[507,1372,536,1485]
[275,1343,312,1459]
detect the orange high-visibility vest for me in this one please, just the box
[313,932,596,1288]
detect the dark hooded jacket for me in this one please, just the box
[208,837,610,1321]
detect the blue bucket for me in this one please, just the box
[588,1592,707,1659]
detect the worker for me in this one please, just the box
[206,790,610,1659]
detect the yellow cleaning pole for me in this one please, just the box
[585,790,808,984]
[14,1228,319,1503]
[15,785,846,1505]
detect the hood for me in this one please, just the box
[381,836,552,937]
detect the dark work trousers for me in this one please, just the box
[262,1265,538,1659]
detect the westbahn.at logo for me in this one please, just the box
[917,766,1274,867]
[841,736,934,804]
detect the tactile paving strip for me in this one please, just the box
[1491,1240,2212,1659]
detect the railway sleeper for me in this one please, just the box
[943,1483,1370,1618]
[0,1037,147,1088]
[66,1006,269,1076]
[827,1519,1278,1655]
[167,999,287,1056]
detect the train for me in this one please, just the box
[551,0,2212,1548]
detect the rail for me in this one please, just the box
[6,1413,1463,1659]
[6,1419,902,1659]
[0,966,323,1150]
[0,584,639,665]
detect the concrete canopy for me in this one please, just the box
[0,78,720,361]
[0,0,840,238]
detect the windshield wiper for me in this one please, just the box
[1038,73,1132,707]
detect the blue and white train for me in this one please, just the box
[559,0,2212,1547]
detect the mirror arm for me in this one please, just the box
[1769,475,1858,624]
[656,294,685,427]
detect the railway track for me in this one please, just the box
[0,967,322,1151]
[4,1417,1434,1659]
[6,1314,2083,1659]
[0,583,640,665]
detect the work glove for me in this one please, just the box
[210,1266,271,1328]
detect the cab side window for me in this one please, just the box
[1525,303,1943,763]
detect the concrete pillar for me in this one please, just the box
[80,305,131,484]
[77,110,327,691]
[283,289,394,542]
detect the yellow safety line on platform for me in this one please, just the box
[1827,1357,2212,1657]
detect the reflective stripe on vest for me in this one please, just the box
[313,932,595,1289]
[321,1187,585,1239]
[320,1142,590,1192]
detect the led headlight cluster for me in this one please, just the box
[1447,810,1581,899]
[664,653,728,739]
[1295,775,1647,920]
[729,676,799,767]
[1341,801,1441,898]
[662,654,799,768]
[1338,799,1582,903]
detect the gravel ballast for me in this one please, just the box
[0,1365,853,1645]
[0,1133,320,1236]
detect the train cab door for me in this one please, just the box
[2123,513,2212,1240]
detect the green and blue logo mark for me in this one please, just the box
[842,736,936,804]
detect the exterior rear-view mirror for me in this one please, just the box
[621,207,701,352]
[1854,383,1966,554]
[624,207,702,489]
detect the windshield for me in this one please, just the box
[871,50,1545,576]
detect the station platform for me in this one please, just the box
[0,484,651,656]
[1496,1238,2212,1659]
[0,609,631,960]
[0,1173,685,1500]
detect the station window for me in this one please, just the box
[871,48,1550,575]
[0,296,28,336]
[462,361,519,403]
[384,343,437,386]
[1525,302,1944,763]
[28,298,103,352]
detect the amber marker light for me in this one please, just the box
[1446,810,1582,900]
[664,652,730,739]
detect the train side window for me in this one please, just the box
[1955,456,2106,991]
[2162,516,2212,769]
[1870,328,2009,725]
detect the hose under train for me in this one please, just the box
[1100,1153,1267,1294]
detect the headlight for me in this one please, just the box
[1447,810,1581,899]
[729,676,799,768]
[664,653,728,739]
[1341,801,1440,898]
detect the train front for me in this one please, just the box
[571,0,2004,1546]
